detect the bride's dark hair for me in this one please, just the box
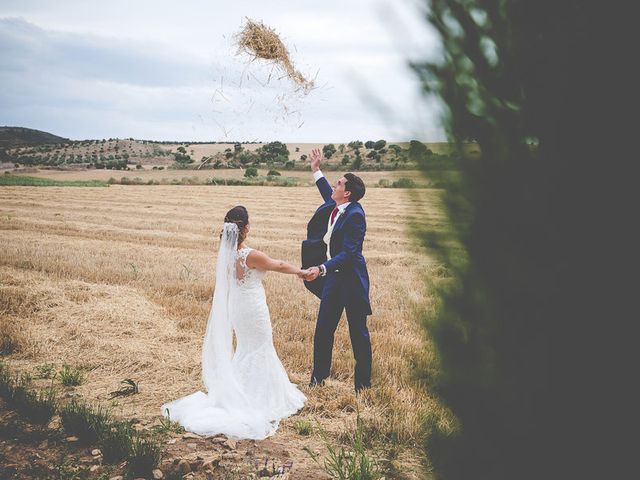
[223,206,249,245]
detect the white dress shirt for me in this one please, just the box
[314,170,349,260]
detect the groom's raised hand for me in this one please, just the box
[310,148,322,173]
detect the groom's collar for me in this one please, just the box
[335,202,350,212]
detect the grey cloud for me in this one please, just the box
[0,7,445,142]
[0,17,209,87]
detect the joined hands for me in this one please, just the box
[298,266,320,281]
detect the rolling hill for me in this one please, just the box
[0,126,69,147]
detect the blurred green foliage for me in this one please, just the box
[413,1,632,479]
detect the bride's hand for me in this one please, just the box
[301,267,320,281]
[298,269,310,279]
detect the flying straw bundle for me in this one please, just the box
[235,18,314,93]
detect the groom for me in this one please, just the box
[301,148,372,392]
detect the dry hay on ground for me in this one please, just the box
[0,184,453,478]
[235,18,314,93]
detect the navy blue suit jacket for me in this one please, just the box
[301,176,372,315]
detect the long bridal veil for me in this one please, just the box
[161,223,277,439]
[201,222,245,403]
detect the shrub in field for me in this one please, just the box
[0,330,19,355]
[391,177,416,188]
[59,399,91,435]
[244,167,258,178]
[0,365,54,424]
[6,372,31,409]
[255,141,289,163]
[323,144,336,158]
[22,387,57,425]
[60,399,110,444]
[100,419,135,463]
[277,178,299,187]
[180,176,199,185]
[267,169,281,176]
[205,177,250,186]
[128,434,162,477]
[0,361,12,398]
[373,140,387,151]
[58,364,84,386]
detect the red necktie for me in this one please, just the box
[330,207,339,226]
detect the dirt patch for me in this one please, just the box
[0,395,332,479]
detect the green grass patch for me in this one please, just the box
[33,363,57,379]
[0,364,56,425]
[100,419,135,463]
[0,174,109,187]
[293,419,313,436]
[58,364,84,386]
[21,386,57,425]
[0,360,158,474]
[60,399,110,445]
[5,371,32,409]
[103,175,303,187]
[128,434,162,478]
[305,414,383,480]
[203,175,301,187]
[0,361,14,398]
[151,408,185,435]
[0,334,18,355]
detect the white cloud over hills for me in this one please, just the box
[0,0,445,142]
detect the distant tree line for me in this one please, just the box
[3,136,467,173]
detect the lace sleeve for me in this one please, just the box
[238,247,252,268]
[235,247,253,283]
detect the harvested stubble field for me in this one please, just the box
[0,182,451,478]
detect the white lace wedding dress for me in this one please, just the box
[161,233,306,440]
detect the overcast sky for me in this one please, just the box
[0,0,445,143]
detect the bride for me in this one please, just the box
[161,206,307,440]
